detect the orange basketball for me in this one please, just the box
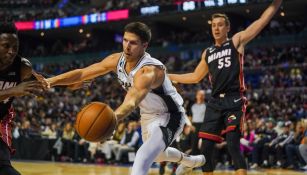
[75,102,117,142]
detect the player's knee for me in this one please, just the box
[154,153,165,163]
[225,131,241,154]
[227,141,240,153]
[154,158,163,163]
[135,151,150,165]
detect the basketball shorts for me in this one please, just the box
[0,107,15,154]
[198,93,247,143]
[141,111,185,148]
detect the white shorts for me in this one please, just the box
[141,112,186,147]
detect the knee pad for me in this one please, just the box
[200,139,215,172]
[0,165,21,175]
[226,131,247,170]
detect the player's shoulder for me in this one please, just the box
[207,45,215,50]
[201,47,211,59]
[138,64,163,77]
[101,52,122,66]
[20,56,32,67]
[139,64,156,73]
[106,52,122,61]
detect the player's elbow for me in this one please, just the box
[194,77,203,83]
[76,69,90,82]
[190,69,207,84]
[126,100,137,110]
[191,74,203,84]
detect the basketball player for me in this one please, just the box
[0,22,46,175]
[41,22,205,175]
[169,0,282,175]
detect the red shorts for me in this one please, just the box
[0,107,15,154]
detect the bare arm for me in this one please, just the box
[66,80,92,91]
[114,66,161,121]
[233,0,282,49]
[169,50,209,84]
[47,53,120,87]
[0,88,17,101]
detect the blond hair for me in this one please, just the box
[212,13,230,26]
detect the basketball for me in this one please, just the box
[75,102,117,142]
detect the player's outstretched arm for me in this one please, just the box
[233,0,282,47]
[46,53,121,88]
[114,66,159,121]
[169,50,209,84]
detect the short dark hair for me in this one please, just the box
[0,22,18,35]
[211,13,230,26]
[124,22,151,43]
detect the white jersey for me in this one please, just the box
[116,52,184,115]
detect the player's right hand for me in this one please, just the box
[11,81,44,97]
[32,71,50,89]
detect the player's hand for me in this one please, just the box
[11,81,44,97]
[32,71,50,89]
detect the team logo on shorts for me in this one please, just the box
[227,115,236,123]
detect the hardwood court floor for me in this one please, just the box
[12,161,306,175]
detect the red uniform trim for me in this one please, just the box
[221,125,237,135]
[238,53,248,134]
[238,53,246,93]
[0,106,15,154]
[198,132,223,143]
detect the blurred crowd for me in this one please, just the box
[17,18,306,58]
[0,0,91,21]
[0,0,171,21]
[0,0,59,8]
[0,0,278,21]
[10,42,306,171]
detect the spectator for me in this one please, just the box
[112,121,140,162]
[299,119,307,171]
[284,120,306,169]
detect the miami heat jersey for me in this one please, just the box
[0,56,21,118]
[116,52,184,114]
[205,39,245,97]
